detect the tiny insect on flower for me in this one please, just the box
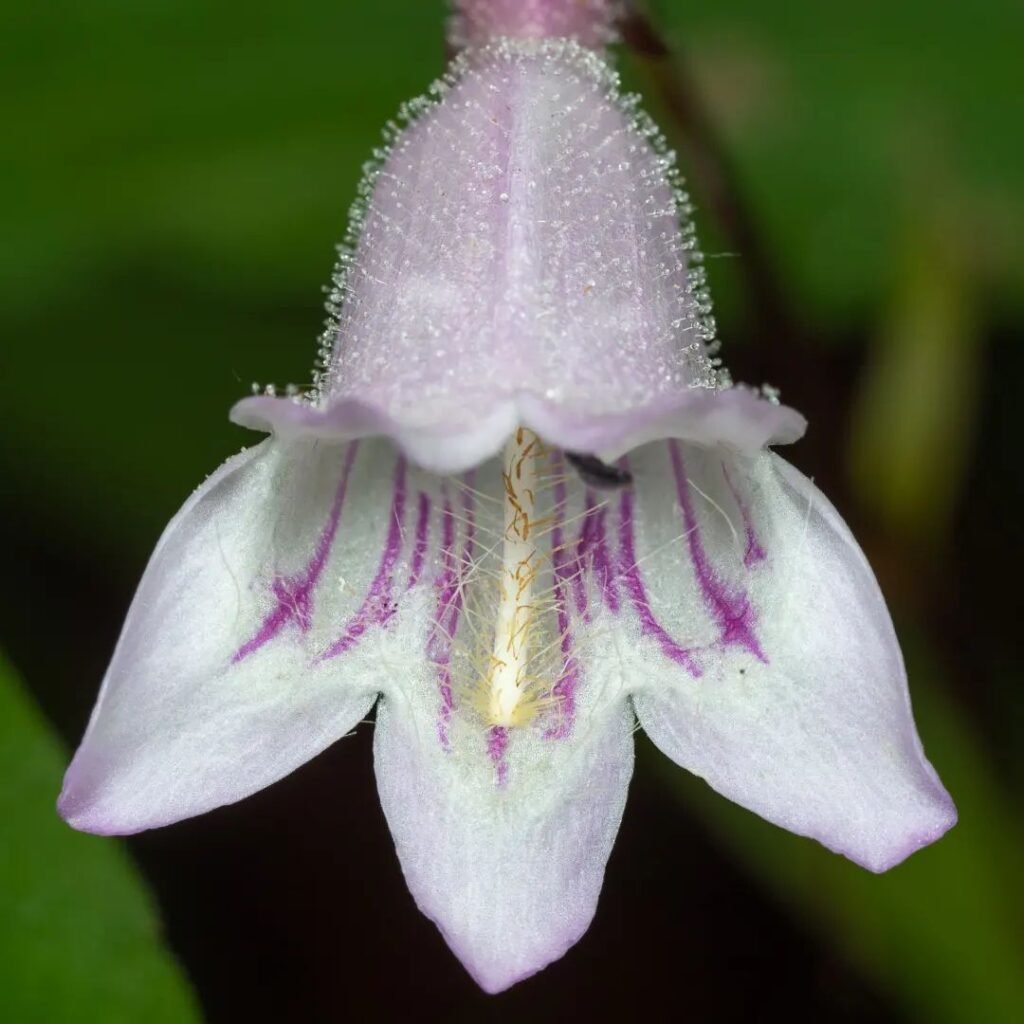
[565,452,633,489]
[58,0,956,994]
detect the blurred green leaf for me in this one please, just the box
[654,631,1024,1023]
[0,654,200,1024]
[848,218,981,540]
[0,0,449,551]
[652,0,1024,323]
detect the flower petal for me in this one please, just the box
[373,681,634,993]
[60,439,424,834]
[231,392,521,475]
[232,386,805,476]
[231,40,802,469]
[621,442,956,871]
[365,444,634,992]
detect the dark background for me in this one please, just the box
[2,1,1022,1021]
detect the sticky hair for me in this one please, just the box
[441,437,575,729]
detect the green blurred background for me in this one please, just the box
[1,1,1021,1020]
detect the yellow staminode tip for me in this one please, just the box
[483,428,547,729]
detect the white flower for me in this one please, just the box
[59,4,955,994]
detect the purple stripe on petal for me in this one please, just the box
[487,725,509,789]
[582,488,619,614]
[233,442,360,663]
[556,477,590,621]
[429,477,477,748]
[618,460,702,675]
[570,509,590,620]
[407,491,432,590]
[428,491,458,747]
[547,465,579,738]
[557,482,617,621]
[319,456,408,661]
[722,462,767,569]
[669,442,765,660]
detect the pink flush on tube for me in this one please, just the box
[449,0,623,48]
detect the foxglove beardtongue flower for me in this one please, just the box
[59,0,956,994]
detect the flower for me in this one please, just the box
[58,0,956,995]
